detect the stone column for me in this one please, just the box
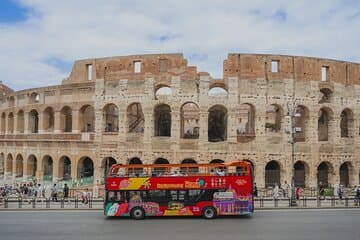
[71,160,78,180]
[72,109,80,133]
[171,106,180,141]
[54,111,61,133]
[37,111,44,133]
[24,111,30,134]
[13,114,18,134]
[53,159,60,182]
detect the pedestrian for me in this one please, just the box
[273,184,279,200]
[92,182,99,199]
[51,184,58,202]
[283,181,290,198]
[355,185,360,206]
[295,187,300,201]
[338,185,344,203]
[253,183,258,198]
[319,182,325,200]
[63,184,69,203]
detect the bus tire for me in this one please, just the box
[202,206,217,219]
[131,207,145,220]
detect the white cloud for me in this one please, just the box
[0,0,359,90]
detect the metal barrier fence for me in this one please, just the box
[0,196,359,209]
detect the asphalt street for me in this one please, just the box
[0,209,359,240]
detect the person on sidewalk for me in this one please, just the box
[273,184,279,200]
[253,183,258,198]
[63,184,69,203]
[355,185,360,206]
[295,187,300,201]
[51,184,58,202]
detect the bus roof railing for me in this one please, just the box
[107,161,251,178]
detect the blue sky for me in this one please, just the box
[0,0,359,90]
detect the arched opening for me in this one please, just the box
[208,105,227,142]
[27,155,37,177]
[319,88,332,104]
[60,106,72,132]
[43,155,53,181]
[208,87,228,96]
[43,107,55,132]
[17,110,24,133]
[7,112,14,133]
[30,92,40,103]
[210,159,225,164]
[340,108,354,138]
[153,158,169,175]
[294,161,307,188]
[154,104,171,137]
[181,102,199,139]
[237,104,255,142]
[59,156,71,180]
[318,108,333,141]
[155,86,172,99]
[103,104,119,132]
[128,157,143,176]
[294,105,309,142]
[1,113,5,133]
[127,103,144,133]
[317,162,333,187]
[29,110,39,133]
[102,157,117,179]
[265,160,280,188]
[6,154,13,176]
[77,157,94,179]
[340,162,352,187]
[180,158,198,174]
[80,105,95,132]
[265,104,283,133]
[15,154,23,177]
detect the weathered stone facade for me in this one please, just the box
[0,53,359,189]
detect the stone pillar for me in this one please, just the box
[54,111,61,133]
[143,111,153,144]
[13,114,18,134]
[199,76,209,142]
[37,111,44,133]
[171,106,180,141]
[53,159,60,182]
[24,111,30,134]
[71,160,78,180]
[199,110,208,142]
[72,109,80,133]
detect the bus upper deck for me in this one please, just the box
[107,161,251,178]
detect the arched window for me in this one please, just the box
[180,159,198,174]
[340,162,352,187]
[77,157,94,179]
[7,112,14,133]
[208,87,228,96]
[294,161,308,188]
[103,104,119,132]
[294,106,309,142]
[153,158,169,175]
[265,161,280,188]
[154,104,171,137]
[127,103,144,133]
[237,104,255,142]
[340,109,354,138]
[128,157,143,176]
[29,92,40,104]
[317,162,333,187]
[80,105,95,132]
[318,108,333,141]
[208,105,227,142]
[43,107,55,132]
[155,86,172,99]
[1,113,5,133]
[60,106,72,132]
[5,154,13,176]
[29,110,39,133]
[181,102,199,139]
[319,88,332,104]
[43,155,53,181]
[15,154,23,177]
[265,104,283,133]
[59,156,71,180]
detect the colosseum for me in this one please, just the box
[0,53,359,192]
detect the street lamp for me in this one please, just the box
[287,100,300,207]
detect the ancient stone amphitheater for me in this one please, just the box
[0,53,359,190]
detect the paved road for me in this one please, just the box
[0,209,359,240]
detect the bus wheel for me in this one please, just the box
[131,207,145,220]
[202,206,217,219]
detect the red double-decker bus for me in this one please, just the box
[104,161,253,219]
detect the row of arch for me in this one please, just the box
[0,102,356,142]
[0,153,94,180]
[1,105,94,133]
[0,154,357,188]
